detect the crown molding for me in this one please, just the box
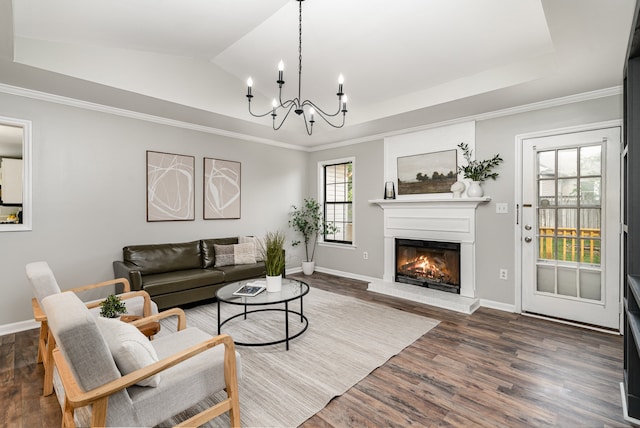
[0,83,307,152]
[0,82,622,153]
[309,86,623,152]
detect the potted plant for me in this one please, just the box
[457,142,503,197]
[261,230,286,292]
[288,198,338,275]
[99,294,128,318]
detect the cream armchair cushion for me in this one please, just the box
[95,317,161,387]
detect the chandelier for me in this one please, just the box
[245,0,347,136]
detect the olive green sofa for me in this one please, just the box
[113,237,268,310]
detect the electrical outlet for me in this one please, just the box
[499,269,508,280]
[363,251,369,260]
[496,203,508,214]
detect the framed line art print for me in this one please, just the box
[146,151,195,221]
[204,157,241,219]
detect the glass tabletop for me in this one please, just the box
[216,278,309,305]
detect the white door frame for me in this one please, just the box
[514,120,622,331]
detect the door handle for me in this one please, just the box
[525,224,532,230]
[524,236,532,243]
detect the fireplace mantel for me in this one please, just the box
[369,196,491,209]
[368,195,490,313]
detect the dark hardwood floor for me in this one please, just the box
[0,272,631,427]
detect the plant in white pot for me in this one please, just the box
[289,198,338,275]
[457,142,503,197]
[261,230,286,292]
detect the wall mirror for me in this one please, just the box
[0,116,32,231]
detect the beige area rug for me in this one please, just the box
[160,287,439,427]
[55,287,439,427]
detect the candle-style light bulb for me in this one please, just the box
[309,107,315,122]
[338,74,344,96]
[277,60,284,84]
[342,95,348,112]
[247,77,253,97]
[272,98,278,115]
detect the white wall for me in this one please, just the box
[307,94,622,306]
[0,91,307,327]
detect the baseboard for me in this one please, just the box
[620,382,640,425]
[0,319,39,336]
[313,266,380,284]
[479,299,516,313]
[286,266,302,275]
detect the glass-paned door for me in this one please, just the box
[521,127,620,329]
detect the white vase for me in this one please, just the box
[265,274,282,292]
[467,181,484,197]
[301,261,315,276]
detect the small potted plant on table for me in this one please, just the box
[261,230,286,292]
[99,294,128,318]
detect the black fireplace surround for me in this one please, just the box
[395,238,461,294]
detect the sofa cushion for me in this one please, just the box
[201,237,238,269]
[238,236,265,262]
[124,241,202,275]
[95,317,161,387]
[142,269,224,297]
[213,243,256,267]
[214,262,266,283]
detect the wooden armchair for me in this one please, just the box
[43,292,241,427]
[26,261,158,396]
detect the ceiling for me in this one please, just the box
[5,0,637,147]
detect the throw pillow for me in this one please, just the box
[95,317,161,387]
[234,242,257,265]
[213,243,257,266]
[238,236,265,262]
[213,244,235,267]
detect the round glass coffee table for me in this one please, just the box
[216,278,309,350]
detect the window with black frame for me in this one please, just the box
[323,161,353,244]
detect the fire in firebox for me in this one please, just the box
[395,238,460,294]
[399,255,455,284]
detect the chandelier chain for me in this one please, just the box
[298,0,303,102]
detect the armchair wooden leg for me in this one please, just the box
[37,321,48,363]
[43,329,54,396]
[61,398,76,428]
[90,397,108,428]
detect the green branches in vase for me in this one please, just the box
[457,142,503,182]
[99,294,128,318]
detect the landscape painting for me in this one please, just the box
[204,157,241,219]
[397,149,457,195]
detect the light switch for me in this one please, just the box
[496,203,508,214]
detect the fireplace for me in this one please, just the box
[369,196,487,313]
[395,238,461,294]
